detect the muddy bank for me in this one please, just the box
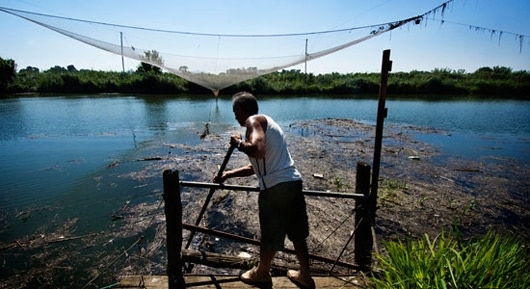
[163,118,529,273]
[1,118,528,288]
[199,118,529,245]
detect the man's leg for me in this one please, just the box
[293,239,311,280]
[240,247,275,285]
[256,246,276,276]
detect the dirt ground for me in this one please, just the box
[1,118,529,288]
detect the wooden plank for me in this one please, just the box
[118,275,368,288]
[119,275,167,288]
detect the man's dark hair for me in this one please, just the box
[233,91,259,114]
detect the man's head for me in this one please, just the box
[232,91,259,126]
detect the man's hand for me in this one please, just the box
[230,132,242,148]
[213,172,226,184]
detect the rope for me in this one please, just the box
[424,12,530,53]
[312,208,355,252]
[431,17,530,39]
[329,216,364,273]
[0,1,455,38]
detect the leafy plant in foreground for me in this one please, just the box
[372,231,529,288]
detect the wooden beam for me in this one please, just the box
[179,181,365,199]
[119,275,367,288]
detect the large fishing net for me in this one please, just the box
[1,2,451,95]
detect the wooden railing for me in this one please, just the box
[162,160,373,288]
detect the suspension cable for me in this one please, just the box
[0,1,454,38]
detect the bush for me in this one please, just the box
[4,61,530,97]
[0,57,16,92]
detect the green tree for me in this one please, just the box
[137,50,163,74]
[67,64,78,72]
[11,66,40,92]
[20,66,39,73]
[0,57,16,92]
[47,65,67,73]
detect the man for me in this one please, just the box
[213,92,314,289]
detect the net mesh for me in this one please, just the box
[0,5,448,95]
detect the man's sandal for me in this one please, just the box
[287,270,315,289]
[240,267,273,287]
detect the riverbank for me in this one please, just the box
[208,118,528,247]
[195,118,530,244]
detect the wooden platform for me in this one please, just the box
[118,275,368,288]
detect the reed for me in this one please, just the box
[372,231,529,288]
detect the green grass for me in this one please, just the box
[372,231,530,288]
[378,178,408,204]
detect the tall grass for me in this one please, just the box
[372,231,529,288]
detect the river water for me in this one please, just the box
[0,94,529,286]
[1,94,529,227]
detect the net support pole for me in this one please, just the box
[371,49,391,220]
[356,49,391,271]
[304,38,308,74]
[120,32,125,73]
[163,170,186,289]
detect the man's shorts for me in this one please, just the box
[258,180,309,251]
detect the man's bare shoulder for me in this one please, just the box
[247,114,268,131]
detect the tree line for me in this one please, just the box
[1,57,529,98]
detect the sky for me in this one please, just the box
[1,0,529,75]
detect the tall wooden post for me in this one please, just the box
[356,49,391,271]
[163,170,186,288]
[371,49,392,222]
[354,161,372,270]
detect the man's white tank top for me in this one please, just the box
[248,115,302,190]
